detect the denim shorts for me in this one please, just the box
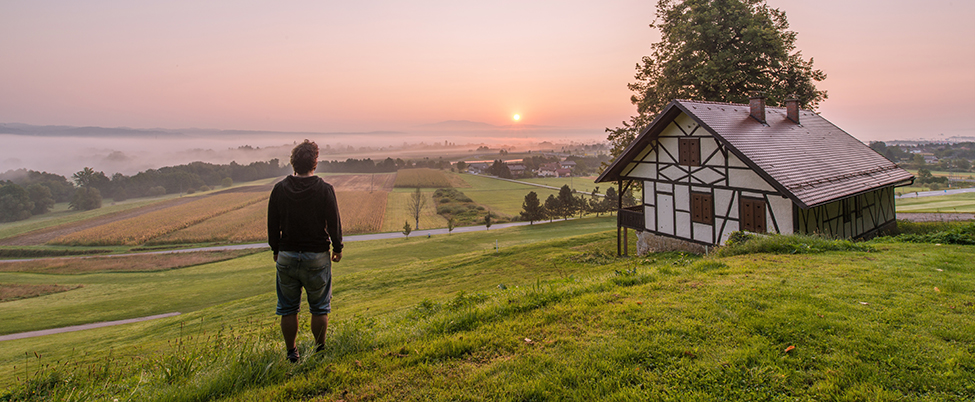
[275,251,332,316]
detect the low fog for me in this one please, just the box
[0,125,605,178]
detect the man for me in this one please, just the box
[267,139,343,363]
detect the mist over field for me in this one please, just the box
[0,122,605,177]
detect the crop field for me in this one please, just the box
[381,189,447,232]
[48,192,268,246]
[336,190,388,234]
[150,201,267,244]
[322,173,396,192]
[0,283,82,302]
[895,192,975,213]
[394,168,453,188]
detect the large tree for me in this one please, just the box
[406,187,426,230]
[520,191,545,224]
[607,0,827,158]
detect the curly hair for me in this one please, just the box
[290,139,319,174]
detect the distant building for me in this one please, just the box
[597,96,914,255]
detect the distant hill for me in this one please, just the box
[0,122,405,138]
[0,123,181,138]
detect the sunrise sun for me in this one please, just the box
[513,114,521,121]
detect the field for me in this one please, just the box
[49,192,269,246]
[459,173,562,217]
[380,189,446,233]
[322,173,396,192]
[895,192,975,213]
[0,221,972,399]
[337,191,388,234]
[519,175,603,194]
[393,168,453,188]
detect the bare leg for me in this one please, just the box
[311,314,328,349]
[281,314,299,351]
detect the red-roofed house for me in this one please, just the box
[596,95,914,255]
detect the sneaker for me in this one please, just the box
[287,348,300,363]
[315,344,325,354]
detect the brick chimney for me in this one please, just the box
[785,95,800,124]
[749,92,766,124]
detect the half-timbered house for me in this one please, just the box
[596,96,914,255]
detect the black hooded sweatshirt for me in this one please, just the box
[267,175,343,254]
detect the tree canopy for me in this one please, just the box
[607,0,827,158]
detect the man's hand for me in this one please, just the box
[331,252,342,262]
[273,252,278,262]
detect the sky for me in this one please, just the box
[2,0,974,143]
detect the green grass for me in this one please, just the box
[906,169,975,180]
[895,192,975,213]
[457,174,561,217]
[1,225,972,400]
[519,175,602,194]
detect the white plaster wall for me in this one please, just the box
[693,222,712,243]
[658,137,679,164]
[701,137,723,165]
[644,182,655,205]
[674,113,698,131]
[693,167,724,185]
[660,164,687,181]
[728,166,776,192]
[676,211,691,238]
[715,189,736,218]
[657,193,674,235]
[656,182,673,193]
[767,195,793,234]
[628,162,656,179]
[645,206,656,230]
[674,184,689,211]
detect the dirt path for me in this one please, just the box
[0,312,181,341]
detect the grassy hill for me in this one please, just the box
[1,220,972,400]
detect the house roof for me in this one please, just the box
[596,99,914,209]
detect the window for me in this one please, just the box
[691,192,713,225]
[679,138,701,166]
[739,196,766,233]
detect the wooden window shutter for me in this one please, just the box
[702,193,713,225]
[679,138,700,166]
[691,191,713,225]
[739,196,766,233]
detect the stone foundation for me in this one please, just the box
[636,231,708,255]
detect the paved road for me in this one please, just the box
[895,186,975,199]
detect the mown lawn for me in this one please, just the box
[456,174,561,217]
[895,192,975,213]
[1,224,972,400]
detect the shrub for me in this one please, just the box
[69,187,102,211]
[147,186,167,197]
[221,177,233,188]
[716,233,873,257]
[891,223,975,245]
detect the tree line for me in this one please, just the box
[519,185,634,224]
[0,159,289,222]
